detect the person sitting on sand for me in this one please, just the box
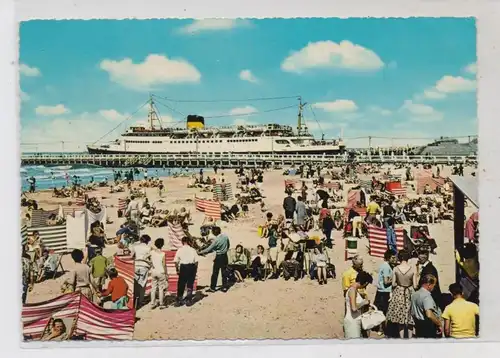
[98,267,129,310]
[178,207,192,225]
[140,204,153,225]
[228,244,248,283]
[250,245,268,281]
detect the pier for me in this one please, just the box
[21,153,477,168]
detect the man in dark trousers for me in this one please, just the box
[174,237,199,306]
[283,192,296,221]
[200,226,230,293]
[416,249,443,311]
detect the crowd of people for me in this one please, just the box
[21,159,480,340]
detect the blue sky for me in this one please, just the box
[19,18,477,152]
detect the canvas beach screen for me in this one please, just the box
[20,18,478,341]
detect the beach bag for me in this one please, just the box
[117,209,123,218]
[361,305,386,330]
[257,226,264,237]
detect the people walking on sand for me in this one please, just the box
[442,283,479,338]
[200,226,230,293]
[174,237,199,306]
[342,255,364,296]
[416,249,443,311]
[374,250,397,336]
[385,249,419,338]
[27,176,36,193]
[150,238,168,309]
[283,192,296,222]
[411,274,442,338]
[344,271,373,339]
[295,196,307,229]
[131,235,152,309]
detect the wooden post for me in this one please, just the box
[453,184,465,283]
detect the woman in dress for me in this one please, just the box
[385,249,419,338]
[344,271,373,338]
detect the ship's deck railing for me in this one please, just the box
[21,152,477,162]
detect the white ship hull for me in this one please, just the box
[87,135,345,155]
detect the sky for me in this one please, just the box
[19,18,477,152]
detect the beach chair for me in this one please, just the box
[249,247,272,280]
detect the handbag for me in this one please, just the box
[361,304,386,330]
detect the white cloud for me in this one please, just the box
[98,109,129,121]
[421,89,447,100]
[100,54,201,90]
[179,19,251,34]
[35,104,70,116]
[313,99,358,113]
[19,63,41,77]
[20,90,30,102]
[435,75,476,93]
[281,40,384,73]
[239,69,259,83]
[369,106,392,116]
[464,62,477,75]
[400,100,443,122]
[417,75,476,101]
[229,106,258,116]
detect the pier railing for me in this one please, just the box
[20,152,477,167]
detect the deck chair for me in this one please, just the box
[249,247,272,280]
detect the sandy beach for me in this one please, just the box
[24,165,476,340]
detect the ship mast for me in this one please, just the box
[147,94,163,130]
[297,96,308,136]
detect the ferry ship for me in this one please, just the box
[87,96,346,155]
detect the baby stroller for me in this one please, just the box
[405,225,435,257]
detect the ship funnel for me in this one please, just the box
[187,115,205,130]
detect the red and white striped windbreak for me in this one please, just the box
[113,255,135,309]
[367,225,404,258]
[167,222,184,249]
[22,292,135,341]
[117,198,128,211]
[195,196,221,220]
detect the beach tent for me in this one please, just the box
[385,181,407,197]
[367,225,404,258]
[22,292,135,341]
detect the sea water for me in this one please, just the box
[20,164,206,192]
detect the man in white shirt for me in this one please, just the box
[174,237,199,306]
[126,195,140,225]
